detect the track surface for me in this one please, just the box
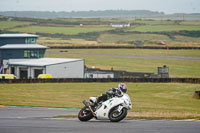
[46,51,200,61]
[0,106,200,133]
[68,53,200,61]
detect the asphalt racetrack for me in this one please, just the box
[0,106,200,133]
[48,52,200,61]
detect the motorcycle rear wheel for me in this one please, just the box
[78,106,94,121]
[109,107,127,122]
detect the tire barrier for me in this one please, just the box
[50,46,200,50]
[1,78,200,84]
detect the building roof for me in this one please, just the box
[8,58,83,67]
[0,34,39,38]
[0,44,48,49]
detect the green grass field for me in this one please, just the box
[97,33,171,44]
[37,34,200,47]
[174,35,200,43]
[0,21,32,30]
[133,20,176,25]
[98,33,200,45]
[1,19,200,47]
[10,25,114,35]
[46,49,200,78]
[180,21,200,26]
[129,25,200,32]
[0,83,200,120]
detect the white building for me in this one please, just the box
[0,33,85,79]
[8,58,84,79]
[110,23,131,28]
[85,71,114,79]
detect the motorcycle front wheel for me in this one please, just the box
[78,106,94,121]
[109,107,127,122]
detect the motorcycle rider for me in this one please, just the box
[96,83,127,104]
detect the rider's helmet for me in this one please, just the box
[118,83,127,93]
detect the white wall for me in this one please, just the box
[46,60,84,78]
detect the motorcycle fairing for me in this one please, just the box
[95,97,124,120]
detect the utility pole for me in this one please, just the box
[182,13,185,21]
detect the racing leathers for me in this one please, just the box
[96,88,123,104]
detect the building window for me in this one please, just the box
[30,51,35,58]
[24,51,30,58]
[24,50,43,58]
[25,38,36,44]
[39,50,44,58]
[30,51,39,58]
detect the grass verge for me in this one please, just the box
[0,83,200,120]
[9,25,114,35]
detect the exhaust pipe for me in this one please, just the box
[82,100,96,117]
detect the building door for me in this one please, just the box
[11,67,15,74]
[20,68,28,79]
[34,69,43,78]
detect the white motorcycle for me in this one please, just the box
[78,93,132,122]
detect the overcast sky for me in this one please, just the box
[0,0,200,14]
